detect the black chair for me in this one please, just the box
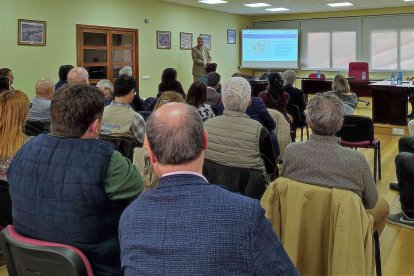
[336,115,381,183]
[24,120,51,136]
[138,111,152,121]
[0,225,93,276]
[0,180,12,230]
[203,159,267,200]
[99,135,141,161]
[287,104,309,142]
[142,97,158,111]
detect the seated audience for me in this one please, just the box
[55,65,74,90]
[119,66,133,77]
[96,79,114,106]
[157,68,186,99]
[0,76,10,93]
[119,102,298,275]
[67,67,89,84]
[205,72,222,108]
[283,70,306,115]
[204,77,277,181]
[28,78,55,122]
[282,93,389,234]
[153,91,184,110]
[259,72,292,123]
[101,75,146,144]
[328,74,358,110]
[185,82,215,122]
[197,62,217,84]
[0,90,31,179]
[8,84,143,275]
[0,68,14,90]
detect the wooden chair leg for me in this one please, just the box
[300,126,304,142]
[378,141,382,180]
[374,147,378,184]
[373,230,382,276]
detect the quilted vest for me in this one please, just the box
[101,104,136,138]
[204,110,267,178]
[8,134,128,274]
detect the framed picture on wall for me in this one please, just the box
[200,34,211,50]
[18,19,47,46]
[180,32,193,50]
[157,31,171,49]
[227,29,236,44]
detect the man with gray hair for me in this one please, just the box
[119,102,298,275]
[96,79,114,106]
[192,36,212,82]
[119,66,133,77]
[67,67,89,84]
[282,93,389,234]
[204,77,277,194]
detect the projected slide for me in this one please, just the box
[242,29,299,69]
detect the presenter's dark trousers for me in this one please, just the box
[395,152,414,218]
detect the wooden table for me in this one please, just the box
[370,81,411,126]
[301,78,374,97]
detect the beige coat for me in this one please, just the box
[192,46,211,77]
[261,177,375,275]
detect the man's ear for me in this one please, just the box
[90,118,100,135]
[148,147,157,165]
[202,129,208,150]
[248,99,252,107]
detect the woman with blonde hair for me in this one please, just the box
[329,74,358,111]
[0,90,31,178]
[153,91,185,110]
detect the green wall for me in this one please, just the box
[0,0,249,98]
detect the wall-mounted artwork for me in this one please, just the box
[227,29,236,44]
[199,34,211,50]
[180,32,193,50]
[18,19,46,46]
[157,31,171,49]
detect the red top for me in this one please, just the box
[258,91,290,115]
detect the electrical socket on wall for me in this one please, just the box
[392,128,405,135]
[142,75,150,80]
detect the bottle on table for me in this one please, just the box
[391,72,396,85]
[397,71,403,85]
[362,71,366,80]
[317,70,321,79]
[336,70,340,75]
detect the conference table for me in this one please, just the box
[301,78,374,97]
[301,78,411,126]
[370,81,412,126]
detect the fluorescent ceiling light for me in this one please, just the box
[198,0,228,4]
[327,2,354,7]
[266,7,290,11]
[404,0,414,2]
[244,3,271,7]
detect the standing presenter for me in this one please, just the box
[192,36,211,82]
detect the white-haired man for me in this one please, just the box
[204,77,277,196]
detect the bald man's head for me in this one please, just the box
[35,78,55,99]
[67,67,89,84]
[146,103,204,166]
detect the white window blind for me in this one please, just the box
[363,14,414,71]
[300,17,360,70]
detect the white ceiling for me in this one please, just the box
[160,0,414,15]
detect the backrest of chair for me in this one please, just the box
[24,120,51,136]
[336,115,375,143]
[308,73,326,80]
[348,62,369,80]
[0,225,93,276]
[203,159,267,199]
[0,180,12,229]
[99,135,141,161]
[260,177,374,275]
[267,109,291,160]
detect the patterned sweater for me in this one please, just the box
[281,134,378,209]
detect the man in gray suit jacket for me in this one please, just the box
[192,36,211,82]
[119,102,298,275]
